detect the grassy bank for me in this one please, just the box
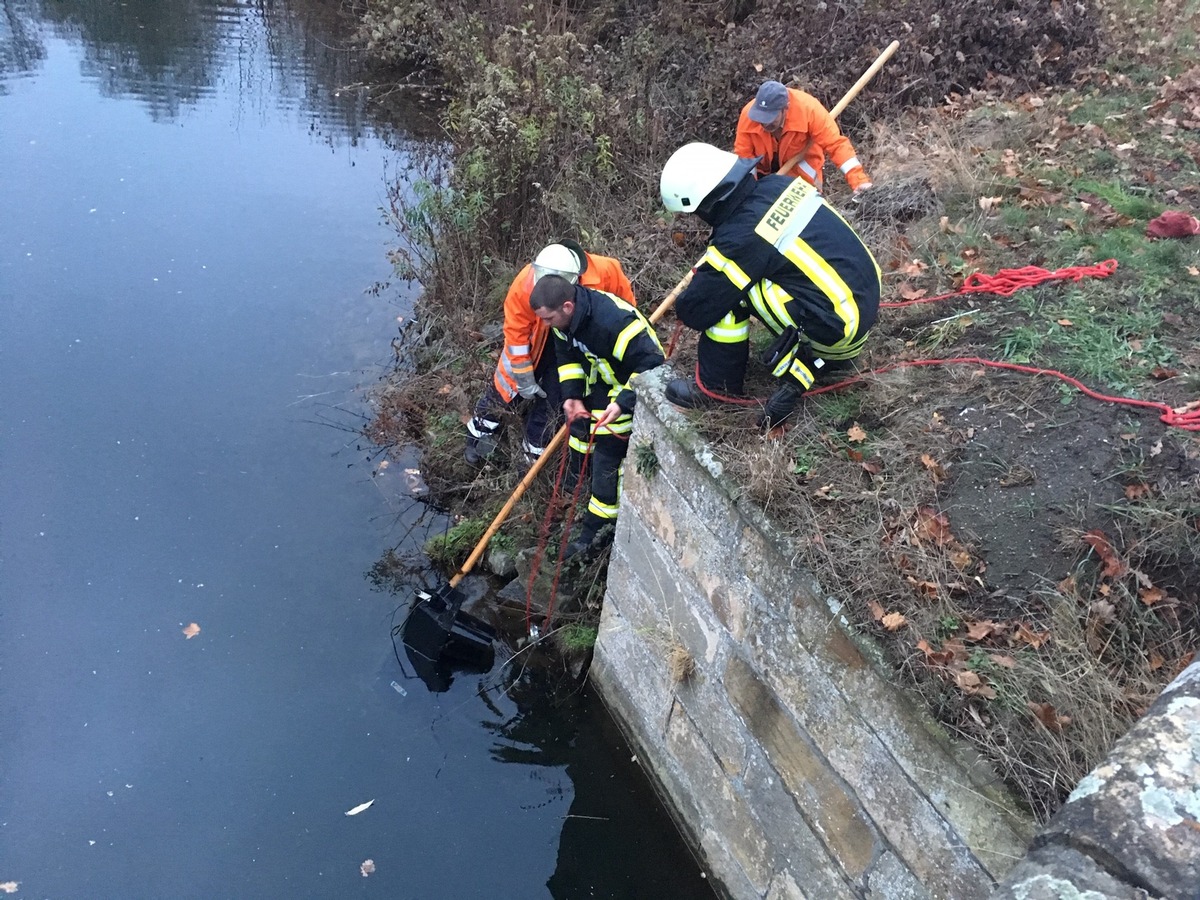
[359,0,1200,820]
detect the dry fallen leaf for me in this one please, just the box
[1149,651,1165,671]
[1082,529,1127,579]
[1150,439,1163,457]
[846,424,867,443]
[1124,482,1151,500]
[867,600,887,622]
[182,623,201,639]
[1139,586,1166,606]
[345,799,375,817]
[1056,318,1074,326]
[964,620,1000,642]
[1013,622,1051,649]
[978,196,1003,212]
[360,859,376,877]
[955,670,997,699]
[882,612,908,631]
[913,506,954,546]
[1028,701,1071,732]
[920,453,946,483]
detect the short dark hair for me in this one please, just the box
[529,274,575,311]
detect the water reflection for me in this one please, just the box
[0,0,427,138]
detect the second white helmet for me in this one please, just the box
[532,243,583,284]
[660,142,759,214]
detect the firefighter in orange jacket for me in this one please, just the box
[734,80,873,194]
[465,240,636,466]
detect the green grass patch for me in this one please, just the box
[424,515,491,567]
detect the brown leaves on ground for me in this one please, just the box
[1081,529,1127,579]
[955,670,997,699]
[1028,701,1072,732]
[913,506,954,546]
[846,423,868,443]
[868,600,907,631]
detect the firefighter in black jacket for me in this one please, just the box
[530,275,666,558]
[659,141,882,427]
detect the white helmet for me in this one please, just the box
[660,142,760,214]
[531,243,583,284]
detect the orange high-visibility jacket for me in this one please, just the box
[493,252,636,402]
[734,87,870,191]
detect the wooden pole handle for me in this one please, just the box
[450,422,569,587]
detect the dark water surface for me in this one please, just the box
[0,2,709,896]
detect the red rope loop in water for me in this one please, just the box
[882,259,1119,308]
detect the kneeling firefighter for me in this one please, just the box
[659,142,882,427]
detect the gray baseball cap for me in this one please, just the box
[748,80,788,123]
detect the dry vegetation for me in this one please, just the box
[359,0,1200,821]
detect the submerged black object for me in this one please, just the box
[401,584,496,691]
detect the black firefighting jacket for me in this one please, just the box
[677,174,881,349]
[553,285,665,413]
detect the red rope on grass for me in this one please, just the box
[881,259,1119,308]
[807,357,1200,431]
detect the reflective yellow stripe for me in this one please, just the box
[596,416,633,435]
[587,496,619,520]
[807,332,869,360]
[612,319,646,361]
[782,238,858,341]
[558,362,586,382]
[705,311,749,344]
[569,434,593,454]
[787,357,816,388]
[748,281,796,333]
[824,204,883,283]
[703,246,751,290]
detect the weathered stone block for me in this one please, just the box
[665,700,772,898]
[724,653,879,879]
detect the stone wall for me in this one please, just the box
[590,368,1035,900]
[992,660,1200,900]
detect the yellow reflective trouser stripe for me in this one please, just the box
[588,495,619,520]
[807,333,869,360]
[704,246,751,290]
[612,320,646,361]
[704,311,749,344]
[558,362,586,382]
[782,238,858,341]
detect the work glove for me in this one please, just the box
[851,182,874,202]
[514,370,547,400]
[757,381,807,430]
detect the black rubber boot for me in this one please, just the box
[665,378,712,409]
[562,528,598,561]
[464,430,499,466]
[758,381,807,429]
[562,523,613,561]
